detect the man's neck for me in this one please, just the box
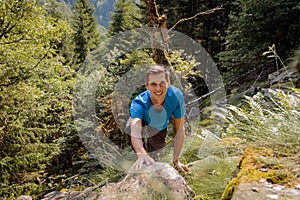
[151,100,164,112]
[150,98,164,106]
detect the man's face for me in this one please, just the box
[146,73,170,104]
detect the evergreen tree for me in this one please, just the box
[108,0,145,36]
[218,0,300,89]
[43,0,76,66]
[72,0,101,65]
[0,0,75,198]
[91,0,149,150]
[156,0,231,58]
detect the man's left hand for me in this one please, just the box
[173,160,191,174]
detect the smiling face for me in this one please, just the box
[146,72,170,105]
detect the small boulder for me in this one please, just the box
[93,162,195,200]
[42,162,195,200]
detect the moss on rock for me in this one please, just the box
[221,143,300,199]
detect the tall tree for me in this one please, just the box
[0,0,75,198]
[108,0,145,35]
[72,0,101,65]
[218,0,300,89]
[93,0,150,150]
[156,0,230,58]
[43,0,76,66]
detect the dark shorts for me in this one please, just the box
[143,126,168,153]
[126,118,168,154]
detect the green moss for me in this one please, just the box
[221,177,239,200]
[236,147,295,185]
[221,143,299,199]
[265,171,293,184]
[0,182,46,199]
[193,194,210,200]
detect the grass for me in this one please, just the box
[182,87,300,199]
[220,88,300,199]
[60,87,299,200]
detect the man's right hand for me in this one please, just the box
[133,153,154,170]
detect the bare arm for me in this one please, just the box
[173,117,191,173]
[130,118,147,155]
[173,117,185,162]
[130,118,154,169]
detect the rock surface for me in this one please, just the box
[42,162,194,200]
[232,180,300,200]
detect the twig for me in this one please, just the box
[168,5,223,33]
[117,160,139,186]
[185,86,222,107]
[253,68,264,87]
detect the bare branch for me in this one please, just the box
[168,5,223,33]
[0,36,25,45]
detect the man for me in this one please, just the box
[129,65,190,173]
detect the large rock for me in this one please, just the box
[221,144,300,200]
[231,180,300,200]
[42,162,195,200]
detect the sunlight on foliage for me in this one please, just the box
[225,88,300,143]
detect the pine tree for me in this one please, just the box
[156,0,230,58]
[0,0,75,198]
[72,0,101,65]
[43,0,76,66]
[108,0,145,36]
[218,0,300,89]
[91,0,150,151]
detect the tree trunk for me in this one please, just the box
[144,0,192,135]
[144,0,171,66]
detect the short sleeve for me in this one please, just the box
[130,99,145,119]
[173,90,185,118]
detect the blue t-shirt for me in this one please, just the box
[130,85,185,131]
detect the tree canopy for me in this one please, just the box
[0,0,76,197]
[0,0,299,199]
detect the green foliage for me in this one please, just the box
[0,0,75,198]
[42,0,77,67]
[184,82,299,199]
[186,156,239,200]
[218,0,300,88]
[108,0,145,36]
[72,0,101,65]
[0,0,297,198]
[156,0,231,58]
[225,88,300,143]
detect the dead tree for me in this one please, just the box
[144,0,171,66]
